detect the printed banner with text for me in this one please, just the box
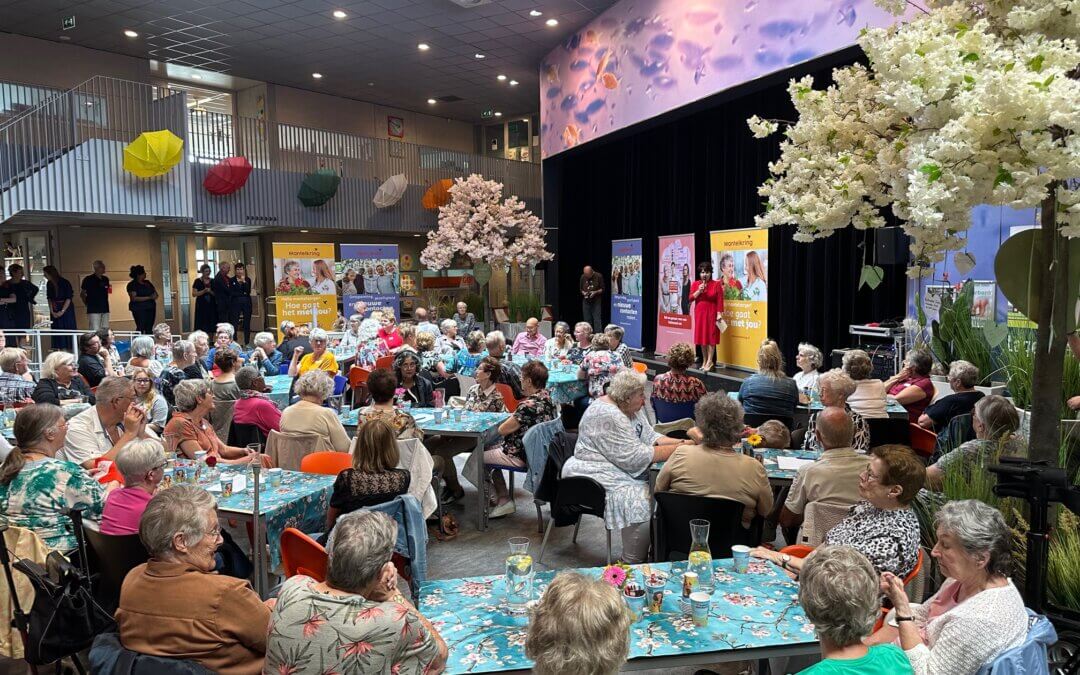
[709,228,769,370]
[655,234,695,355]
[339,244,400,320]
[610,238,643,350]
[272,242,339,337]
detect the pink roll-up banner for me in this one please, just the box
[655,234,695,355]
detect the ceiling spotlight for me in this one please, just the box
[474,53,485,59]
[145,224,156,228]
[494,111,503,117]
[417,43,430,51]
[300,229,309,233]
[312,72,323,79]
[529,9,543,16]
[427,98,437,104]
[123,29,139,38]
[509,80,519,86]
[545,18,558,26]
[332,9,347,19]
[368,82,375,86]
[496,74,507,81]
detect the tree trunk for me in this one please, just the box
[1027,186,1067,464]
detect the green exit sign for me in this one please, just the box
[61,15,75,30]
[481,109,494,119]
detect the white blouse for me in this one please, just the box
[848,378,889,419]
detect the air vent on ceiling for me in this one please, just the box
[446,0,493,7]
[436,95,464,102]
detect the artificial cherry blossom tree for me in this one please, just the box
[748,0,1079,463]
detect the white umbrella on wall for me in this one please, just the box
[373,173,408,208]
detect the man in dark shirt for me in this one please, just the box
[80,260,111,330]
[210,260,232,322]
[276,320,312,358]
[918,360,984,431]
[579,265,605,333]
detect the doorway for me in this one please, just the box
[159,233,262,335]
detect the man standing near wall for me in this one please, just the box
[80,260,111,330]
[211,260,231,323]
[580,265,604,333]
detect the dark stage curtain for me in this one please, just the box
[543,49,908,367]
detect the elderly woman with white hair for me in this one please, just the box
[160,339,194,407]
[288,327,338,377]
[869,500,1028,675]
[125,335,164,378]
[435,317,466,361]
[184,330,212,380]
[100,438,165,535]
[562,370,683,563]
[267,511,447,672]
[354,315,388,368]
[793,342,823,394]
[33,350,95,405]
[604,324,633,368]
[925,395,1026,491]
[205,322,246,370]
[919,360,984,431]
[338,314,363,353]
[151,322,173,362]
[544,321,574,360]
[803,369,871,453]
[247,331,283,377]
[280,370,351,452]
[163,379,272,466]
[116,486,271,674]
[797,546,913,673]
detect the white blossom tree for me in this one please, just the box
[748,0,1079,463]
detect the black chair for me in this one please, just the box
[867,417,911,448]
[744,413,795,430]
[653,492,761,561]
[932,413,975,463]
[537,476,610,565]
[90,633,215,674]
[227,422,266,448]
[81,527,149,614]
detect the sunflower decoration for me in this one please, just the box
[746,433,764,447]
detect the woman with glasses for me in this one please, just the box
[164,379,274,467]
[287,327,338,378]
[752,444,925,576]
[33,351,95,406]
[130,366,168,435]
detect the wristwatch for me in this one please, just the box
[896,614,914,622]
[779,554,792,571]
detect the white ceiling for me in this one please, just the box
[0,0,618,121]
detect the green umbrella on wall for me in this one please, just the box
[298,168,341,207]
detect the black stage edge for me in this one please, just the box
[634,352,750,394]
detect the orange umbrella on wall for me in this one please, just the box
[421,179,454,210]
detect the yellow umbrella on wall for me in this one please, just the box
[123,130,184,178]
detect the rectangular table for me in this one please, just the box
[725,390,909,418]
[511,354,588,405]
[418,558,818,674]
[264,374,294,410]
[650,448,822,489]
[340,408,510,531]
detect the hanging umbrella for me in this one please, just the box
[203,156,253,195]
[373,173,408,208]
[298,168,341,207]
[421,178,454,210]
[123,129,183,178]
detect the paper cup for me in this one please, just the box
[161,468,174,489]
[623,589,645,621]
[690,591,711,626]
[731,545,751,573]
[433,409,445,423]
[220,476,233,498]
[269,468,283,488]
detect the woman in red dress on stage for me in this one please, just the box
[690,261,722,371]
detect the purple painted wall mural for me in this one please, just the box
[539,0,913,158]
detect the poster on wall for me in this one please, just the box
[709,228,770,371]
[655,234,695,355]
[610,238,643,350]
[272,242,338,336]
[340,244,400,320]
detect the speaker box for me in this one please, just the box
[875,227,910,266]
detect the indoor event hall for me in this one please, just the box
[0,0,1077,672]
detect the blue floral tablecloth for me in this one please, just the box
[652,448,821,484]
[511,355,588,405]
[202,467,334,571]
[339,408,510,435]
[725,390,907,415]
[419,559,816,674]
[264,374,294,410]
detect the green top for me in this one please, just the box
[0,457,105,551]
[799,644,913,675]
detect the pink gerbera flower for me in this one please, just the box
[602,565,627,588]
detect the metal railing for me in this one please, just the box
[1,328,147,374]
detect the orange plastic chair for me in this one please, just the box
[300,451,353,475]
[374,355,394,371]
[495,383,518,412]
[632,362,648,374]
[780,544,815,559]
[909,424,937,458]
[280,528,327,580]
[873,547,926,630]
[348,366,371,388]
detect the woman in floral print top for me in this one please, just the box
[463,357,509,413]
[264,511,447,675]
[579,333,624,398]
[651,342,707,404]
[0,404,110,550]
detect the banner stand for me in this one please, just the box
[709,228,770,371]
[655,234,695,355]
[610,238,643,350]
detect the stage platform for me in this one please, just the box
[633,351,751,393]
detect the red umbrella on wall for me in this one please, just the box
[203,156,253,195]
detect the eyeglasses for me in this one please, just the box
[860,467,882,483]
[205,525,222,539]
[133,378,152,384]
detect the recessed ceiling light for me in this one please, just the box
[413,233,423,237]
[332,9,347,19]
[123,29,139,38]
[509,80,519,86]
[145,224,156,228]
[417,43,430,51]
[494,111,503,117]
[474,53,485,59]
[300,229,309,233]
[529,9,543,16]
[368,82,375,86]
[497,74,507,81]
[427,98,436,105]
[312,72,323,79]
[545,18,559,26]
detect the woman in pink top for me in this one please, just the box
[883,349,936,423]
[232,366,282,436]
[100,438,165,536]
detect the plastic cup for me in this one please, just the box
[624,588,646,621]
[452,408,463,422]
[433,408,445,423]
[220,476,233,498]
[731,545,751,573]
[269,468,283,488]
[690,591,711,626]
[752,448,766,464]
[645,574,668,613]
[161,468,174,489]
